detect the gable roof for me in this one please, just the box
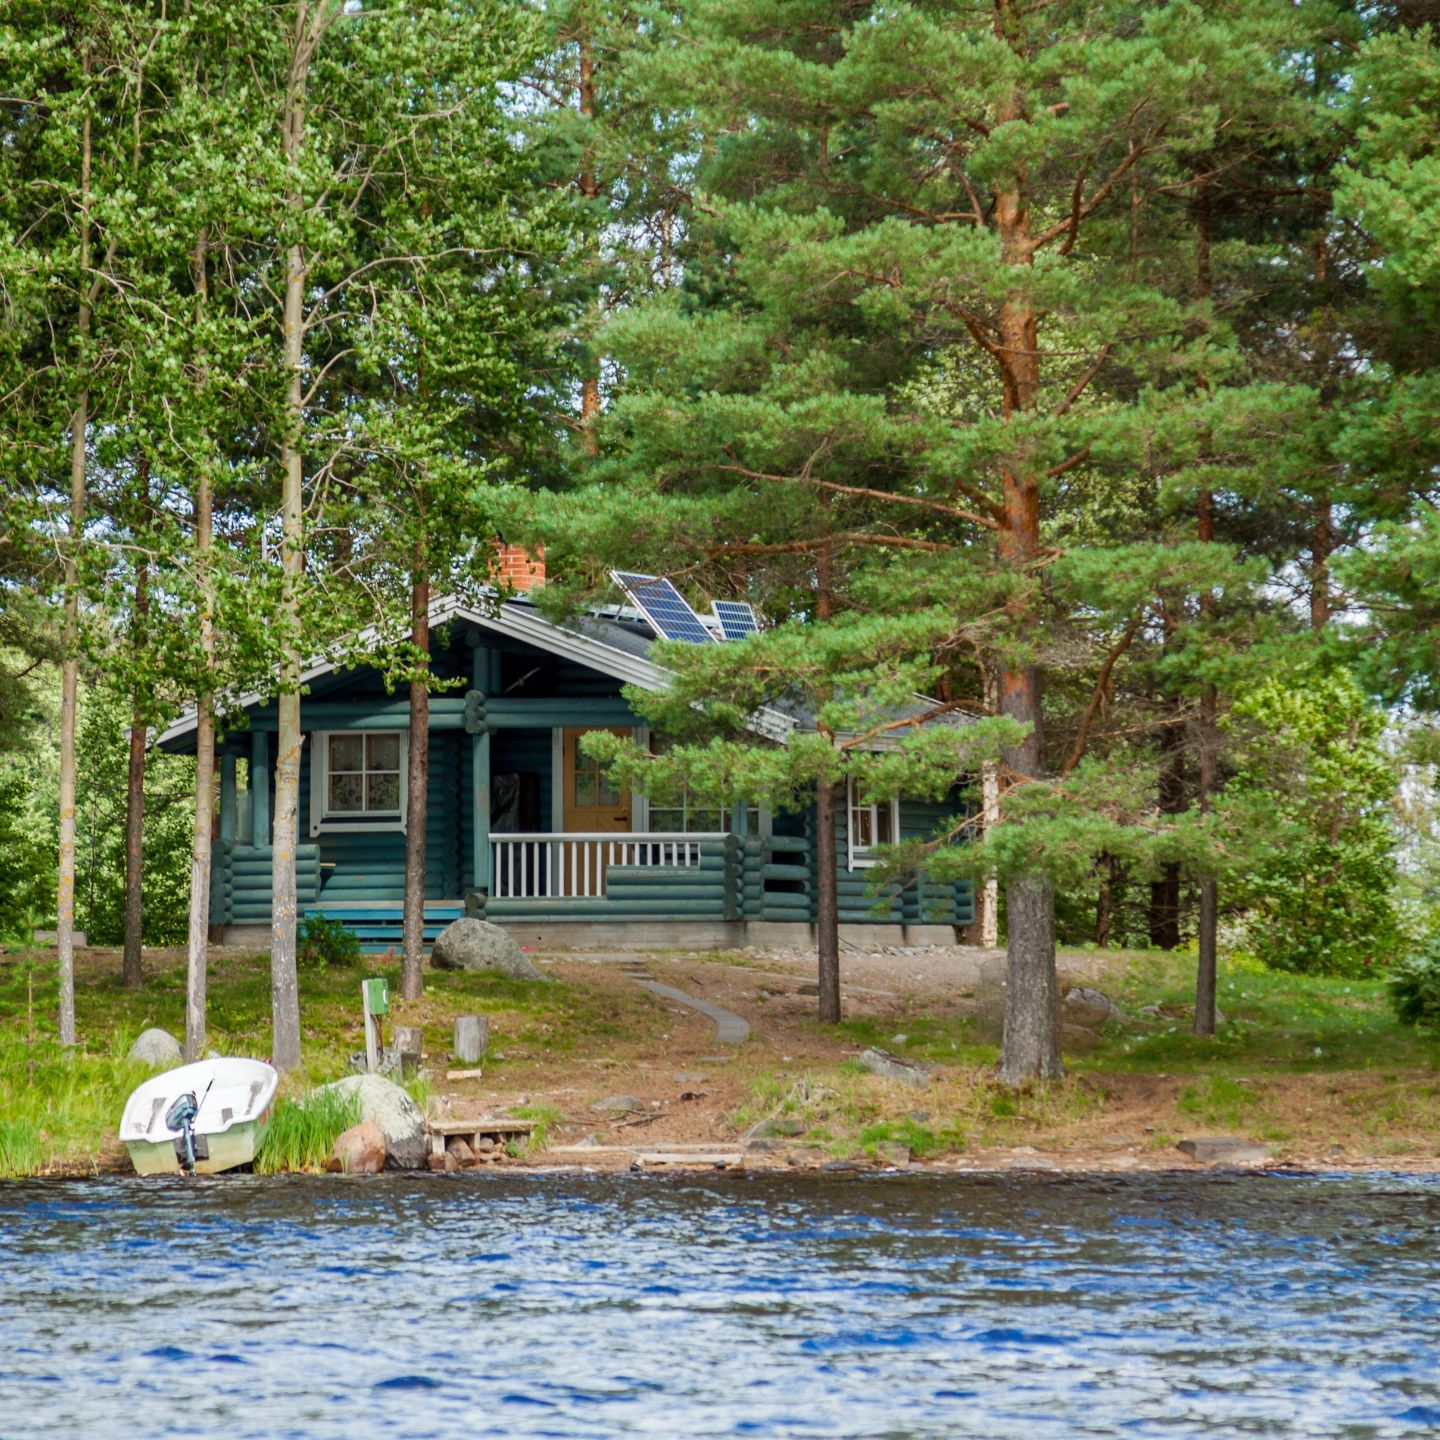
[153,590,797,749]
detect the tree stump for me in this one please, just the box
[392,1024,424,1078]
[454,1014,488,1064]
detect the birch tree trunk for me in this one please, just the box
[980,667,1000,949]
[122,550,148,989]
[270,2,316,1073]
[57,99,95,1049]
[401,569,431,1000]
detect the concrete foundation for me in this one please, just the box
[221,919,964,952]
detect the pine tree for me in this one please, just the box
[539,0,1312,1077]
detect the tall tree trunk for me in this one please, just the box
[186,228,217,1061]
[979,665,1000,949]
[122,537,149,989]
[1310,496,1332,632]
[577,30,601,454]
[992,118,1062,1084]
[1193,175,1219,1036]
[812,542,841,1022]
[270,6,312,1073]
[401,569,431,1001]
[57,97,95,1049]
[1149,599,1185,951]
[1094,853,1113,948]
[814,780,841,1024]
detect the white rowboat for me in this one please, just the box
[121,1057,278,1176]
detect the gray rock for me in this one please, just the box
[858,1047,934,1089]
[591,1094,644,1114]
[746,1117,805,1140]
[875,1142,912,1168]
[1062,986,1124,1028]
[331,1120,386,1174]
[128,1027,183,1067]
[673,1071,708,1083]
[313,1074,428,1169]
[446,1137,476,1166]
[431,919,547,981]
[1177,1136,1270,1166]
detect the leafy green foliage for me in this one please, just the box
[1388,940,1440,1029]
[1223,671,1401,976]
[297,916,362,972]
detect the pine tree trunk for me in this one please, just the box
[1094,854,1112,948]
[401,570,431,1001]
[56,99,94,1050]
[993,138,1062,1084]
[122,555,148,989]
[814,779,841,1024]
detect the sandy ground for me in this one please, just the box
[427,946,1440,1176]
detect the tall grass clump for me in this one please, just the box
[0,1032,151,1175]
[256,1087,362,1174]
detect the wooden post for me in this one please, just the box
[454,1014,488,1063]
[362,977,389,1073]
[251,730,270,846]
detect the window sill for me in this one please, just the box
[312,817,406,835]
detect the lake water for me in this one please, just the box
[1,1171,1438,1438]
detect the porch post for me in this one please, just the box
[251,729,270,846]
[471,642,493,894]
[220,750,237,844]
[473,730,491,894]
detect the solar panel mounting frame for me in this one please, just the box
[712,600,760,642]
[611,570,718,645]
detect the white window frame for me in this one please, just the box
[636,728,770,837]
[309,729,408,837]
[847,777,899,870]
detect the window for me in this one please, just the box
[644,733,763,835]
[847,779,899,869]
[318,731,406,824]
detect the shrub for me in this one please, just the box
[1388,941,1440,1029]
[298,915,362,970]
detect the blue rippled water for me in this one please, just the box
[1,1171,1438,1438]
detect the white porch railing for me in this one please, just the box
[489,831,725,900]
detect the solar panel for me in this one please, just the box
[612,570,717,645]
[712,600,760,641]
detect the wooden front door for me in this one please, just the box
[561,728,631,833]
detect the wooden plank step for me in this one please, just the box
[635,1152,744,1168]
[429,1117,535,1136]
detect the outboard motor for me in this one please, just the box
[165,1091,209,1172]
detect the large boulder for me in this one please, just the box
[313,1073,428,1169]
[1062,986,1124,1029]
[330,1120,387,1174]
[431,918,548,981]
[128,1027,183,1068]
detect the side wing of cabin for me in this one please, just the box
[156,595,974,950]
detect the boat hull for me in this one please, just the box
[120,1057,279,1177]
[124,1110,271,1177]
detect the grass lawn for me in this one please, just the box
[0,943,668,1177]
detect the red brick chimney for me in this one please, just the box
[491,540,545,593]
